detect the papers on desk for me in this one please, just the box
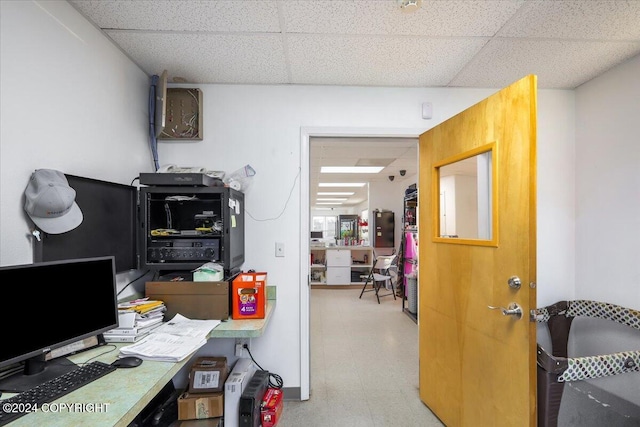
[104,302,167,343]
[118,314,221,362]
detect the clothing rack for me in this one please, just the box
[400,185,418,322]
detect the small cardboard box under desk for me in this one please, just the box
[188,357,229,394]
[177,392,224,421]
[145,281,229,320]
[178,357,229,421]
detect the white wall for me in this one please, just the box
[369,176,413,249]
[454,175,479,238]
[440,175,457,236]
[439,174,480,238]
[0,0,581,401]
[536,91,577,307]
[0,1,151,266]
[159,83,576,393]
[573,54,640,404]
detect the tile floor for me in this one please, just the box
[279,287,444,427]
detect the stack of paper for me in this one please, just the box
[104,298,167,343]
[118,314,220,362]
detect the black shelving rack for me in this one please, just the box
[399,185,418,323]
[139,186,244,278]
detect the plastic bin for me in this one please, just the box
[407,277,417,314]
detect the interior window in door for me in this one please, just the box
[434,143,497,246]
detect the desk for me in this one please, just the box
[3,299,275,426]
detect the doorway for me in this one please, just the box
[300,127,423,399]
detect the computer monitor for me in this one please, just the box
[0,256,119,392]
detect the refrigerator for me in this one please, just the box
[371,210,394,248]
[336,215,359,243]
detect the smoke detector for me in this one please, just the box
[398,0,422,13]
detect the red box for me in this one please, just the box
[231,272,267,320]
[261,388,283,427]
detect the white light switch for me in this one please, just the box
[275,242,285,257]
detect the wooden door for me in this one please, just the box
[418,75,537,426]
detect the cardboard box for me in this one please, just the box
[145,281,229,320]
[179,418,222,427]
[261,388,283,427]
[231,272,267,320]
[178,391,224,420]
[224,358,258,427]
[189,357,229,393]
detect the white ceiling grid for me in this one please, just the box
[70,0,640,89]
[68,0,640,207]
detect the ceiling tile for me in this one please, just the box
[451,39,640,89]
[498,1,640,40]
[72,0,281,32]
[287,34,488,87]
[106,31,288,84]
[283,0,524,36]
[69,0,640,89]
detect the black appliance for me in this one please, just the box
[371,210,395,248]
[34,175,138,274]
[139,172,223,187]
[139,186,244,276]
[239,370,270,427]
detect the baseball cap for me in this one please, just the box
[24,169,83,234]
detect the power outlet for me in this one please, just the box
[235,338,249,357]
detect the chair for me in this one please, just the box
[359,254,397,303]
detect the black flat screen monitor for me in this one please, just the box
[33,174,138,274]
[0,256,119,392]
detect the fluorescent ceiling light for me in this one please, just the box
[317,202,343,205]
[317,198,347,201]
[321,166,384,173]
[314,207,332,210]
[319,183,366,187]
[317,192,355,196]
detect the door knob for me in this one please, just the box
[488,302,523,319]
[508,276,521,289]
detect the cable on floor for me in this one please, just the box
[243,344,283,389]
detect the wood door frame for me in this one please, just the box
[299,126,424,400]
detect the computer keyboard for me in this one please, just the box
[0,360,117,425]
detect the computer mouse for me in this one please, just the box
[112,356,143,368]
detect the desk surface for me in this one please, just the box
[3,299,275,427]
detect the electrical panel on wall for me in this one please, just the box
[155,70,203,141]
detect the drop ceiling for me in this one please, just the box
[310,137,418,208]
[69,0,640,208]
[71,0,640,89]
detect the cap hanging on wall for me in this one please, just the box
[24,169,83,234]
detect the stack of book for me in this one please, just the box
[103,298,166,343]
